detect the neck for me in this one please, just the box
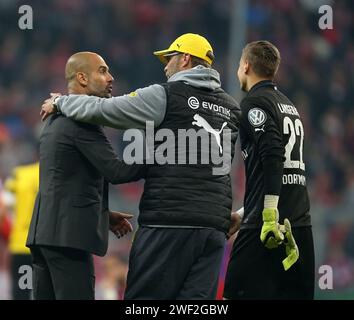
[67,83,88,95]
[247,76,272,92]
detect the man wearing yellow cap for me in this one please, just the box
[40,33,241,299]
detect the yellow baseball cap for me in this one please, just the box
[153,33,214,65]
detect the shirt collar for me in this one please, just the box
[247,80,277,95]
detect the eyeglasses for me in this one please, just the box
[163,52,181,63]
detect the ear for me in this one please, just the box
[180,53,192,68]
[243,60,250,75]
[76,72,88,86]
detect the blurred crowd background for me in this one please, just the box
[0,0,353,299]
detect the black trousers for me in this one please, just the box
[224,226,315,300]
[10,254,33,300]
[124,227,226,300]
[30,245,95,300]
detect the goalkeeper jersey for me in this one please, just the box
[239,80,311,229]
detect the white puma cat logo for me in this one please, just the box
[255,125,265,133]
[192,114,227,153]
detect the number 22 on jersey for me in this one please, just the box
[283,116,305,171]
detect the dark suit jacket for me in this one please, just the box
[26,114,144,256]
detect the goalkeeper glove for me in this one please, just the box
[260,208,284,249]
[281,218,299,271]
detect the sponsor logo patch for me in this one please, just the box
[188,96,200,109]
[248,108,267,127]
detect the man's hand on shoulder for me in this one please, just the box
[40,92,61,121]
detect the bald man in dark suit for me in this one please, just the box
[27,52,144,300]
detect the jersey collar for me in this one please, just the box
[247,80,277,95]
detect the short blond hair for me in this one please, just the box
[242,41,281,78]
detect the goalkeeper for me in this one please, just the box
[223,41,315,300]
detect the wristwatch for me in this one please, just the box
[53,95,61,113]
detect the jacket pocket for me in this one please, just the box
[72,194,100,208]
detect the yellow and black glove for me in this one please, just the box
[280,218,299,271]
[260,208,284,249]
